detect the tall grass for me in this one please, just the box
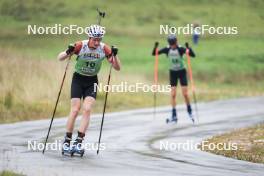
[0,49,167,123]
[0,0,264,123]
[0,49,71,122]
[1,47,263,123]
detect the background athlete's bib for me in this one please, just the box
[168,48,185,71]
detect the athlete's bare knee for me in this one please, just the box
[181,87,188,97]
[183,91,188,97]
[70,101,81,117]
[70,99,81,117]
[71,106,80,117]
[82,104,92,115]
[82,97,95,115]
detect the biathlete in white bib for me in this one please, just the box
[57,24,121,155]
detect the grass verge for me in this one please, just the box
[201,123,264,164]
[0,170,24,176]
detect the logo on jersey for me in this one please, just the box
[80,53,100,59]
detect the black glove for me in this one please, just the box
[111,46,118,56]
[154,42,159,48]
[66,44,75,55]
[185,42,189,49]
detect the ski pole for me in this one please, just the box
[97,8,105,25]
[97,65,113,155]
[185,43,199,122]
[153,47,159,118]
[96,8,109,155]
[42,56,71,154]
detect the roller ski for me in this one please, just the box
[166,108,178,124]
[187,105,195,123]
[166,117,178,124]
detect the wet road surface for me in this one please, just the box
[0,97,264,176]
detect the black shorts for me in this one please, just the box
[71,72,98,99]
[169,69,188,86]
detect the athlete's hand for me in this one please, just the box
[66,44,75,55]
[154,42,159,48]
[185,42,189,49]
[111,46,118,56]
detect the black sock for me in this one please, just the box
[187,104,192,113]
[172,108,176,116]
[76,131,85,144]
[66,132,72,138]
[78,131,85,138]
[64,132,72,144]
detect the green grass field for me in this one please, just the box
[0,0,264,123]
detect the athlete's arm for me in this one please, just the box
[152,42,169,56]
[183,43,196,57]
[178,47,195,58]
[187,48,195,57]
[57,42,82,61]
[104,45,121,71]
[109,55,121,71]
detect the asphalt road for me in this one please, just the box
[0,97,264,176]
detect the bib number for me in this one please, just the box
[86,61,96,68]
[172,58,181,68]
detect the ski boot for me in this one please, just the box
[71,132,85,157]
[166,108,178,124]
[62,136,72,155]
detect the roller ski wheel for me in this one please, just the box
[62,143,72,156]
[187,105,194,123]
[166,117,178,124]
[71,144,85,157]
[189,115,195,123]
[187,111,195,123]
